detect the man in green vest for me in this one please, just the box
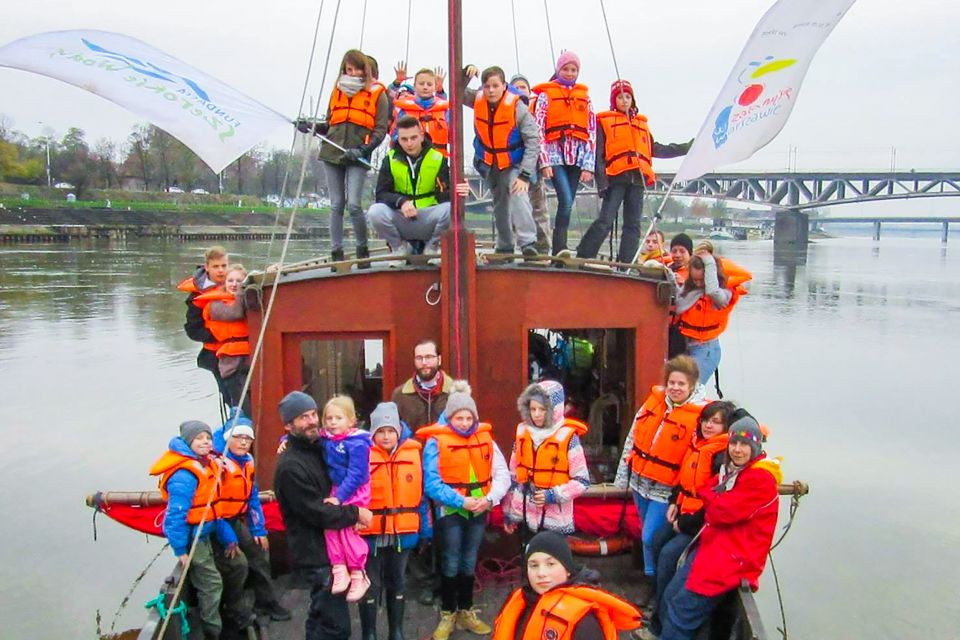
[367,115,470,255]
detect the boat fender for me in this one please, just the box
[567,534,632,557]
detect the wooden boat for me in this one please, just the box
[86,2,809,638]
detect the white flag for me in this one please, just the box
[0,30,292,173]
[673,0,856,183]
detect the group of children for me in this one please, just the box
[297,47,691,262]
[157,350,779,640]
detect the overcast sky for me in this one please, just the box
[1,0,957,197]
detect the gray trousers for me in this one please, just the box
[322,161,369,251]
[366,202,451,251]
[529,177,551,251]
[487,165,536,252]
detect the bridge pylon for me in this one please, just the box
[774,208,809,248]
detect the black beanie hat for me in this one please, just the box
[524,531,576,575]
[670,233,694,254]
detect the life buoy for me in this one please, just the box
[566,534,632,557]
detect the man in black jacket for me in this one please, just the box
[366,116,470,255]
[274,391,373,640]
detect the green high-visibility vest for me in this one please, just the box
[388,147,444,208]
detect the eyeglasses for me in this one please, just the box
[414,355,438,362]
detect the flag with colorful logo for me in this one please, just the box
[673,0,857,183]
[0,30,291,173]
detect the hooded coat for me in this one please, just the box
[502,381,591,535]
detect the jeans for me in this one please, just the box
[549,164,583,253]
[686,338,722,385]
[576,182,644,262]
[648,528,695,635]
[660,550,725,640]
[323,161,369,251]
[366,545,411,601]
[304,566,352,640]
[366,202,451,251]
[633,491,670,576]
[486,165,536,251]
[437,513,487,577]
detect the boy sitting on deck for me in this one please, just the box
[149,420,245,639]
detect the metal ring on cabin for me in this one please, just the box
[425,283,442,306]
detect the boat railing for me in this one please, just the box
[735,579,768,640]
[138,562,187,640]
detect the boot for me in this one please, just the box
[346,569,371,602]
[330,564,349,594]
[331,248,345,262]
[456,573,475,611]
[455,609,491,635]
[432,611,457,640]
[358,596,378,640]
[439,575,458,616]
[385,591,406,640]
[357,245,371,269]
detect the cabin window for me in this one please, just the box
[299,338,384,426]
[527,329,634,483]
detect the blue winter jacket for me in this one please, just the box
[161,437,238,556]
[423,422,487,513]
[323,429,372,504]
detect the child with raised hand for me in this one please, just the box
[321,395,373,602]
[149,420,245,639]
[533,51,596,257]
[492,531,642,640]
[392,67,451,157]
[503,380,590,536]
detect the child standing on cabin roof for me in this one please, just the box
[358,402,428,640]
[463,65,540,257]
[418,390,511,640]
[577,80,692,263]
[492,531,642,640]
[509,74,552,254]
[321,395,374,602]
[297,50,390,263]
[533,51,596,257]
[614,356,706,581]
[196,263,251,416]
[211,412,292,623]
[149,420,246,638]
[502,381,590,536]
[392,67,452,157]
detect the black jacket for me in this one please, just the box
[375,138,452,210]
[274,434,359,569]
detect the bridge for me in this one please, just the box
[812,215,960,242]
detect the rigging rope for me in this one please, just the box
[598,0,623,84]
[542,0,557,64]
[359,0,369,49]
[404,0,413,65]
[510,0,521,72]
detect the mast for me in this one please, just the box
[441,0,477,381]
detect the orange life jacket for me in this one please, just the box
[493,586,641,640]
[176,275,220,352]
[360,438,423,536]
[394,96,450,156]
[719,257,752,289]
[328,82,386,132]
[675,433,729,515]
[214,454,255,520]
[514,419,588,489]
[149,451,221,526]
[533,81,591,143]
[629,387,705,486]
[195,288,250,358]
[474,92,524,169]
[417,422,495,497]
[676,286,746,342]
[640,248,673,266]
[597,110,656,185]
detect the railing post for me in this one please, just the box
[873,220,881,241]
[943,221,950,244]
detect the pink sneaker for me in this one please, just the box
[345,570,371,603]
[330,564,349,594]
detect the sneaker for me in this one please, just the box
[345,570,371,602]
[521,243,539,258]
[330,564,349,594]
[432,611,457,640]
[255,601,292,621]
[555,248,575,259]
[632,627,659,640]
[456,608,492,635]
[331,248,346,262]
[390,241,414,257]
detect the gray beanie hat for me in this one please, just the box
[444,391,479,424]
[370,402,401,435]
[279,391,318,425]
[728,410,763,460]
[179,420,212,445]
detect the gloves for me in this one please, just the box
[343,148,365,163]
[294,119,329,135]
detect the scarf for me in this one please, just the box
[338,74,366,97]
[414,370,444,402]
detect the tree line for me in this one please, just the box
[0,116,328,199]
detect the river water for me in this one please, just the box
[1,232,958,639]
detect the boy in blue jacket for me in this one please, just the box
[150,420,245,639]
